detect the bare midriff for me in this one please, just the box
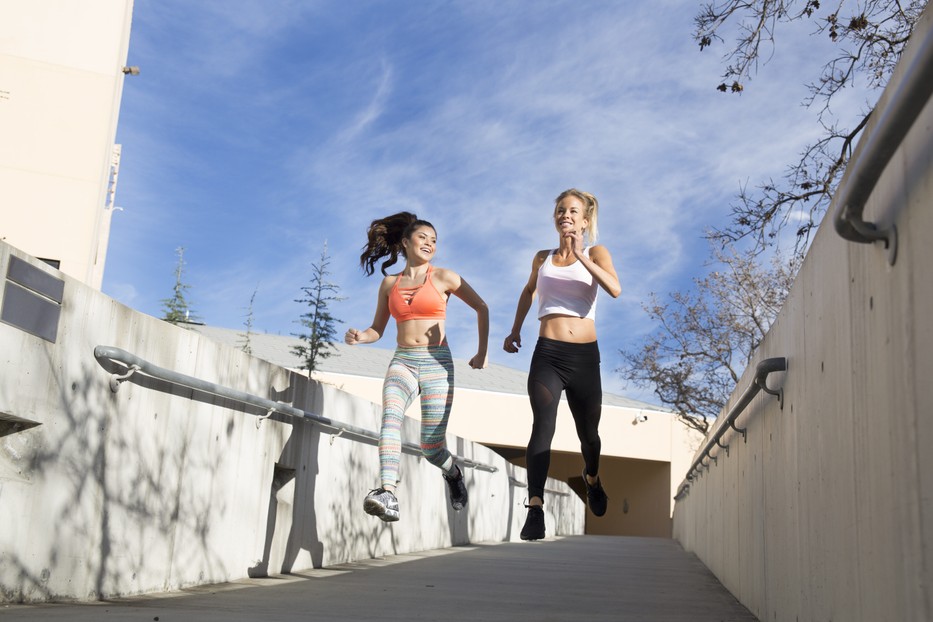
[397,319,447,347]
[538,314,597,343]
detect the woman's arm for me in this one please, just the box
[503,251,548,353]
[578,244,621,298]
[344,276,393,345]
[440,269,489,369]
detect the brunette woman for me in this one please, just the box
[346,212,488,522]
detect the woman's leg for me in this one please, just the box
[564,341,608,516]
[525,343,565,503]
[564,342,603,478]
[379,353,420,490]
[417,345,455,473]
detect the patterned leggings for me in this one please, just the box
[379,344,455,488]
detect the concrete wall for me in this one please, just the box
[0,241,584,604]
[673,8,933,622]
[0,0,133,288]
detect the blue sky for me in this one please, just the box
[104,0,870,404]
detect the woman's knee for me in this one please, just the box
[421,444,450,467]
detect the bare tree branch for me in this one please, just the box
[696,0,927,256]
[619,244,800,433]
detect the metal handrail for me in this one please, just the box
[93,345,497,473]
[833,17,933,265]
[674,357,786,499]
[507,476,571,498]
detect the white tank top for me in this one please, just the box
[536,248,598,320]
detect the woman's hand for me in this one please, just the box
[564,227,585,257]
[344,328,366,345]
[468,352,488,369]
[503,331,522,353]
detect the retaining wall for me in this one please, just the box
[0,241,583,603]
[673,8,933,622]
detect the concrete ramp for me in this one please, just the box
[1,536,757,621]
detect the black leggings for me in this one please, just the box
[525,337,602,500]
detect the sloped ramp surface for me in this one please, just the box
[2,536,757,622]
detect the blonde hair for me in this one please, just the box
[554,188,599,245]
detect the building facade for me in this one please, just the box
[0,0,134,288]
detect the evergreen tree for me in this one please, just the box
[239,286,258,354]
[292,243,344,374]
[161,247,198,324]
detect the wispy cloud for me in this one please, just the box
[106,0,876,404]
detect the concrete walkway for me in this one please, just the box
[0,536,758,621]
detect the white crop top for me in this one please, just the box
[536,248,598,320]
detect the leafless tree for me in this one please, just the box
[697,0,927,256]
[619,245,800,433]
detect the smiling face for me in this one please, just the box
[553,195,589,237]
[402,225,437,263]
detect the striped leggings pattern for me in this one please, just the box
[379,344,455,488]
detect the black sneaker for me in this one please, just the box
[443,465,468,511]
[583,469,608,517]
[520,504,545,541]
[363,488,400,522]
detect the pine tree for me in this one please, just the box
[161,247,198,324]
[292,243,344,374]
[239,286,258,354]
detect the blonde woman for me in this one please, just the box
[503,189,621,540]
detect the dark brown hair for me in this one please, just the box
[359,211,436,276]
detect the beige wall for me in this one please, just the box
[315,370,702,538]
[0,0,133,288]
[672,8,933,621]
[505,450,674,538]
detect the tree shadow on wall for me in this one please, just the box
[276,374,414,567]
[100,363,329,580]
[1,348,230,602]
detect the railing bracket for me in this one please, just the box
[730,421,747,442]
[715,437,730,455]
[256,407,276,429]
[109,365,140,393]
[757,374,785,411]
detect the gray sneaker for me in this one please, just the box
[363,488,400,522]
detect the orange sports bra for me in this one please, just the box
[388,265,448,322]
